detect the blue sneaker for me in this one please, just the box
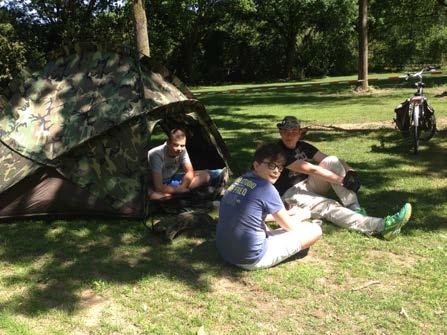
[382,203,412,241]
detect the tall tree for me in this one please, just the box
[255,0,318,79]
[0,1,130,59]
[147,0,239,82]
[358,0,368,90]
[131,0,150,57]
[369,0,446,69]
[0,21,26,91]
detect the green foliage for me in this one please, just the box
[0,82,446,333]
[369,0,447,69]
[0,23,26,88]
[295,0,358,77]
[0,1,132,73]
[425,25,447,64]
[0,0,446,87]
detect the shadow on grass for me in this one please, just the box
[324,128,446,227]
[225,125,446,232]
[197,76,446,99]
[0,220,243,316]
[200,76,446,110]
[1,89,445,316]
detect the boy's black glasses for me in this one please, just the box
[261,161,284,172]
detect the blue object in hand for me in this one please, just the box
[169,179,182,188]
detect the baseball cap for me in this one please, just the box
[277,116,300,129]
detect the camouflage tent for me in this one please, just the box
[0,51,231,220]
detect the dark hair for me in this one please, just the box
[252,142,286,168]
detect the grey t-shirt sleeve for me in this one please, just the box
[149,151,163,173]
[148,143,191,180]
[181,149,191,166]
[147,144,165,174]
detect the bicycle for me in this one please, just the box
[394,66,437,154]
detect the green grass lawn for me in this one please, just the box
[191,71,447,93]
[1,80,446,334]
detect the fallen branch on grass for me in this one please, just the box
[400,307,410,319]
[351,280,381,291]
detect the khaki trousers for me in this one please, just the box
[282,156,384,235]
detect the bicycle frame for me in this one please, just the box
[409,95,424,131]
[397,66,437,154]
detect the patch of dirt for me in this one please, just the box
[352,86,393,95]
[79,289,105,308]
[212,274,264,295]
[212,274,309,318]
[77,289,107,328]
[367,249,423,268]
[433,88,447,97]
[310,116,447,131]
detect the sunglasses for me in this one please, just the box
[261,161,285,172]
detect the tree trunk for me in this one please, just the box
[132,0,150,58]
[285,33,296,79]
[358,0,368,91]
[183,26,199,82]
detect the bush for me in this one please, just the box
[0,23,26,89]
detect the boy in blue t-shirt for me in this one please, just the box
[216,142,322,270]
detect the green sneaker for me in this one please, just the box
[381,203,412,241]
[355,207,368,216]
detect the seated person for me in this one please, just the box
[148,128,227,200]
[274,115,412,240]
[216,142,322,270]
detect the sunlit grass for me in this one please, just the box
[1,79,446,334]
[191,71,447,93]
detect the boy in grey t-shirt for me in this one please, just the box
[147,128,227,200]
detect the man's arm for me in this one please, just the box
[179,162,195,190]
[273,209,322,250]
[265,206,311,222]
[151,171,187,194]
[271,209,299,231]
[287,160,344,185]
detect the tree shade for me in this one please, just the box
[0,0,445,87]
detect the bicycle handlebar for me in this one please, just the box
[404,65,437,81]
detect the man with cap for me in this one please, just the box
[274,116,412,240]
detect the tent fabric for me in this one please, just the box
[0,142,41,193]
[0,52,188,163]
[0,167,121,220]
[0,51,230,220]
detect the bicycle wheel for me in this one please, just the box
[410,124,419,154]
[419,110,436,142]
[408,105,419,154]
